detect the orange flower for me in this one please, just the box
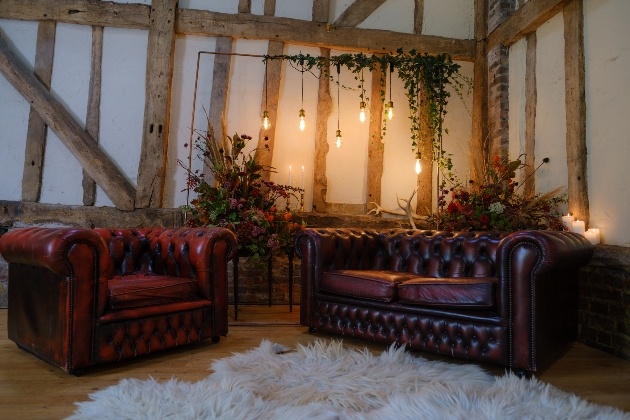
[283,212,292,221]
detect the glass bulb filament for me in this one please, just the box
[387,101,394,120]
[359,101,366,123]
[335,129,342,149]
[262,110,270,130]
[299,109,306,131]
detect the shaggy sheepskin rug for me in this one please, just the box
[69,340,629,419]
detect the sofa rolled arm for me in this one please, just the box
[0,227,110,278]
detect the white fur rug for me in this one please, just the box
[69,340,628,420]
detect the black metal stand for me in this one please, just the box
[233,250,294,321]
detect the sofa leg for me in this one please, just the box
[308,327,315,333]
[211,336,220,343]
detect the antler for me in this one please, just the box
[367,188,424,229]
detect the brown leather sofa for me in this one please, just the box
[0,226,237,375]
[295,228,594,374]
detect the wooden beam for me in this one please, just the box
[312,0,330,23]
[312,48,332,213]
[0,0,150,29]
[366,65,384,210]
[564,0,589,224]
[136,0,177,208]
[414,0,424,34]
[254,40,284,177]
[334,0,386,27]
[264,0,276,17]
[82,25,103,206]
[177,9,476,61]
[0,1,475,60]
[523,33,537,198]
[416,86,433,216]
[0,31,135,211]
[470,0,488,183]
[238,0,251,14]
[487,0,572,50]
[22,21,55,203]
[206,36,233,176]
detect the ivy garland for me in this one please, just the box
[264,48,471,182]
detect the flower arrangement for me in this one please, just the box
[181,129,304,259]
[428,155,566,231]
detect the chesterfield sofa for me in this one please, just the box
[0,226,237,375]
[295,228,594,374]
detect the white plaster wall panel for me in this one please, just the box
[179,0,238,13]
[423,0,474,39]
[164,35,217,208]
[275,0,313,20]
[358,0,414,33]
[0,19,37,201]
[269,44,320,212]
[533,13,568,207]
[442,61,473,193]
[251,0,265,16]
[40,23,91,206]
[226,40,268,158]
[380,67,421,214]
[584,0,630,246]
[326,49,371,205]
[331,0,354,23]
[95,27,147,207]
[508,38,527,184]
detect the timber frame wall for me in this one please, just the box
[0,0,587,227]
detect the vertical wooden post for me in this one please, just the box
[523,32,537,197]
[312,48,332,213]
[470,0,488,183]
[366,65,384,209]
[22,21,56,202]
[564,0,589,224]
[136,0,177,208]
[206,36,233,167]
[82,25,103,206]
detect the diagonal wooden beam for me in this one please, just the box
[312,0,330,23]
[487,0,572,50]
[334,0,386,27]
[0,31,135,211]
[22,20,55,203]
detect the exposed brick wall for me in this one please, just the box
[578,245,630,360]
[228,255,301,305]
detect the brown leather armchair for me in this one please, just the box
[0,226,237,375]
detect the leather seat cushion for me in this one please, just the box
[321,270,419,302]
[398,277,497,308]
[108,273,198,309]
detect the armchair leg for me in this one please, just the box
[211,336,220,343]
[308,327,315,333]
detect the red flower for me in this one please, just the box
[447,202,458,214]
[479,214,490,224]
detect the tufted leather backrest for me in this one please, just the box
[377,229,506,277]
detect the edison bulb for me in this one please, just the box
[335,129,342,149]
[387,101,394,120]
[415,158,422,174]
[262,111,270,130]
[359,101,366,123]
[298,109,306,131]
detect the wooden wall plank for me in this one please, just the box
[367,65,384,210]
[312,49,332,213]
[470,0,488,183]
[206,36,233,176]
[136,0,177,208]
[523,32,537,198]
[0,32,135,210]
[22,21,55,203]
[238,0,251,14]
[312,0,330,23]
[176,9,476,61]
[334,0,386,27]
[82,25,103,206]
[564,0,589,224]
[264,0,276,17]
[487,0,572,50]
[414,0,424,34]
[254,41,284,178]
[416,86,433,216]
[0,0,150,29]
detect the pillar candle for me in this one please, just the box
[288,165,292,186]
[562,213,574,231]
[572,220,585,235]
[584,228,600,245]
[301,166,305,190]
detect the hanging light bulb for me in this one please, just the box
[336,129,342,149]
[262,110,270,130]
[359,101,366,123]
[262,59,270,130]
[415,151,422,174]
[335,63,342,149]
[299,109,306,131]
[387,101,394,120]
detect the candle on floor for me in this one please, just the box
[584,228,600,245]
[572,220,585,235]
[562,213,574,231]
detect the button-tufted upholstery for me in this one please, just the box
[295,228,594,373]
[0,226,237,375]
